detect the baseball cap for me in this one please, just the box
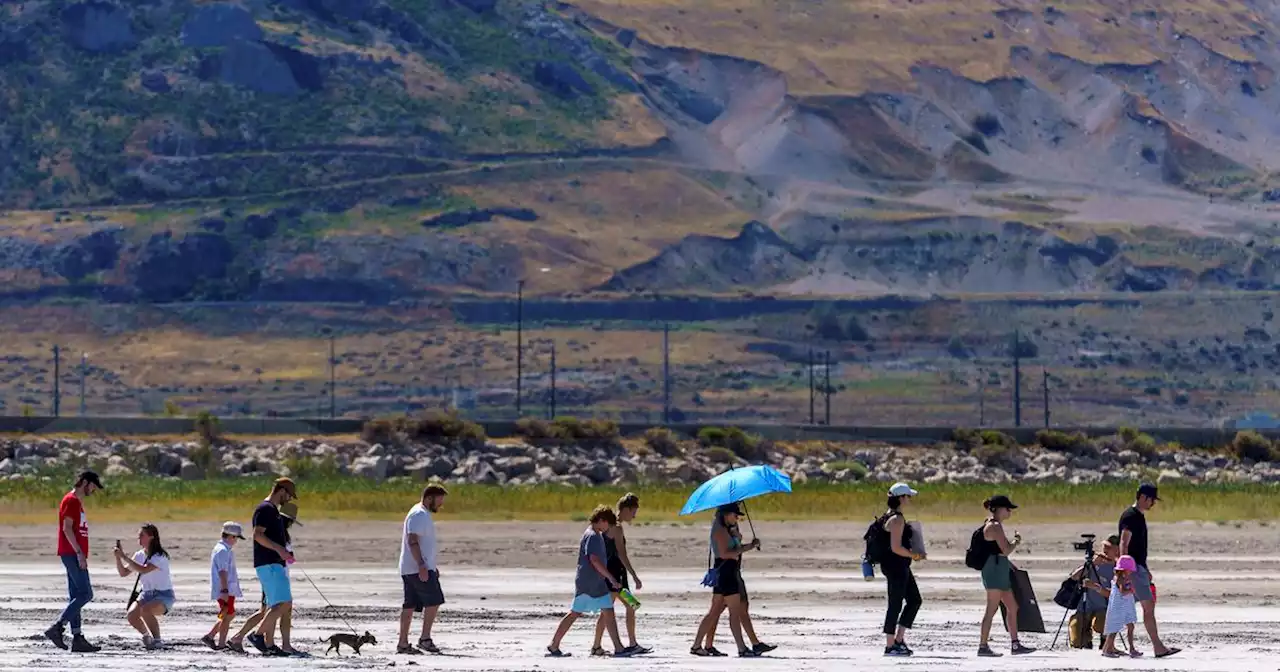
[279,501,303,526]
[986,494,1018,510]
[76,470,105,490]
[221,522,246,539]
[273,477,297,499]
[1137,483,1161,501]
[888,482,919,497]
[717,502,743,516]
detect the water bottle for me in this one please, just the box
[618,588,641,610]
[861,555,875,581]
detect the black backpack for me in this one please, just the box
[863,514,892,565]
[964,526,990,571]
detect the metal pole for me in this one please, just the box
[79,353,87,417]
[329,335,336,419]
[1043,367,1050,428]
[824,350,832,425]
[550,341,557,419]
[978,373,985,427]
[808,348,815,424]
[52,345,61,418]
[516,280,524,418]
[1013,330,1022,428]
[662,323,671,424]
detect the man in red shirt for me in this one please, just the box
[43,471,105,652]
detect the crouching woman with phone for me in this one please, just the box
[114,523,175,650]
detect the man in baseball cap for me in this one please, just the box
[43,471,105,652]
[1119,483,1178,658]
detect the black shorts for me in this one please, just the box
[402,571,445,611]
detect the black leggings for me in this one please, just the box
[883,566,922,636]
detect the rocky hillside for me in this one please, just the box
[6,1,1280,301]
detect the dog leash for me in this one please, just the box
[297,566,359,636]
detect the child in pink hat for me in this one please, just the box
[1102,555,1141,658]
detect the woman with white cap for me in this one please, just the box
[880,482,924,657]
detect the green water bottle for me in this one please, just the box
[618,588,641,610]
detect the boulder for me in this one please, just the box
[351,455,390,480]
[584,460,614,484]
[0,458,14,475]
[452,0,497,12]
[616,28,636,47]
[494,456,536,478]
[156,451,184,477]
[179,459,205,481]
[217,38,302,96]
[104,462,133,478]
[62,1,137,53]
[467,462,500,485]
[140,70,171,93]
[181,3,263,48]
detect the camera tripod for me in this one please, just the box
[1051,536,1126,653]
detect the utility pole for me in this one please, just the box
[78,353,87,417]
[1043,367,1050,428]
[549,341,557,419]
[1013,330,1022,428]
[516,280,524,418]
[978,373,985,427]
[662,323,671,424]
[808,348,815,425]
[52,344,61,417]
[824,350,832,425]
[329,335,336,419]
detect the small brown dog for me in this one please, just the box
[321,631,377,655]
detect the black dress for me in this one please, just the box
[604,531,628,591]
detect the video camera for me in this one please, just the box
[1071,534,1096,556]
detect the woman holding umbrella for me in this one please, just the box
[691,502,773,658]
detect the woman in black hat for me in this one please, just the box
[977,494,1034,657]
[690,502,765,658]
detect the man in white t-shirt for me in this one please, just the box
[397,483,448,655]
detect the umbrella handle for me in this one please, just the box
[741,500,758,540]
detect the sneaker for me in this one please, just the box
[142,635,155,650]
[896,641,914,655]
[885,642,912,657]
[739,648,762,658]
[977,645,1002,657]
[752,642,777,654]
[1011,641,1036,655]
[1129,649,1145,658]
[43,624,67,650]
[625,644,653,655]
[265,646,290,657]
[200,634,218,650]
[1102,650,1122,658]
[418,638,440,654]
[226,639,246,654]
[246,633,268,653]
[70,634,101,653]
[613,648,637,658]
[705,647,728,657]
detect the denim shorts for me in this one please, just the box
[571,593,613,614]
[139,589,176,615]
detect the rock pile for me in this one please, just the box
[1,435,1278,487]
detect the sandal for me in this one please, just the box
[397,644,422,655]
[739,648,762,658]
[690,646,710,657]
[590,647,610,657]
[545,647,571,658]
[418,638,440,654]
[705,646,728,657]
[1155,647,1182,659]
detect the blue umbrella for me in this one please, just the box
[680,465,792,516]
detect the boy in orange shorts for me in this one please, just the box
[201,522,246,649]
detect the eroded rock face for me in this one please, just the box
[61,1,138,53]
[181,3,264,48]
[131,232,236,301]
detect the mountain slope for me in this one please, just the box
[5,0,1280,302]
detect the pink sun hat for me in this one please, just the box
[1116,555,1137,572]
